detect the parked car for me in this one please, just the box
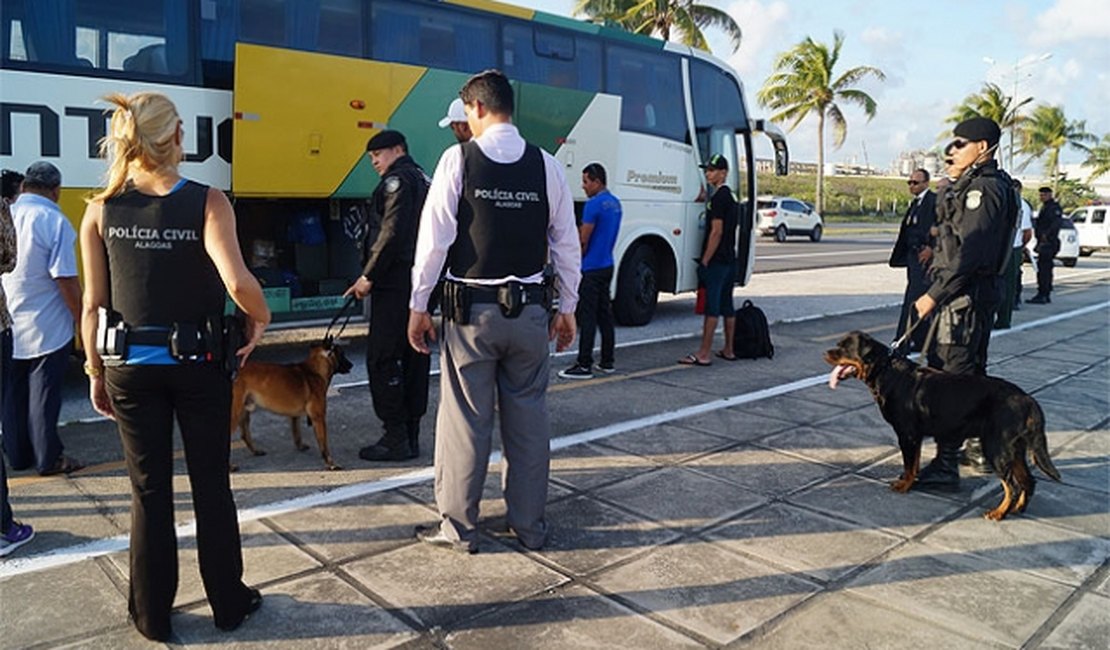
[1067,205,1110,256]
[1025,217,1079,267]
[756,196,823,242]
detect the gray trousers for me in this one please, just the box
[434,303,551,549]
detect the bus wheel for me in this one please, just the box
[774,224,788,242]
[614,244,658,326]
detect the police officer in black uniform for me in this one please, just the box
[913,116,1018,491]
[1027,186,1063,304]
[345,130,431,461]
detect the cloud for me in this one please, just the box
[1029,0,1104,46]
[724,0,790,76]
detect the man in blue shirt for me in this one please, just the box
[560,163,621,379]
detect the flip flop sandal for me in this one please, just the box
[677,354,711,366]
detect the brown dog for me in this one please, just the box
[230,341,353,470]
[825,331,1060,520]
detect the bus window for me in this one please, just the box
[690,60,747,129]
[371,1,495,74]
[237,0,361,57]
[2,0,189,76]
[605,44,686,142]
[502,23,601,92]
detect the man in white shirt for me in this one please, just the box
[1,162,83,476]
[408,70,580,554]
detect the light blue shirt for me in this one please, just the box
[2,193,78,358]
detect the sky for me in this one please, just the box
[526,0,1109,176]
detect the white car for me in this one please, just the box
[1067,205,1110,255]
[1025,217,1079,268]
[756,196,823,242]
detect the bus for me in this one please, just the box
[0,0,787,325]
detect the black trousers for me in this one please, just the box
[895,251,931,350]
[575,266,615,367]
[368,287,430,431]
[2,341,69,473]
[106,364,255,638]
[929,285,999,377]
[1035,243,1057,296]
[1,328,12,534]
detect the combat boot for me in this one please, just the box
[914,442,960,492]
[359,422,416,461]
[959,438,991,474]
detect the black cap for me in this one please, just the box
[699,154,729,171]
[23,161,61,189]
[366,130,406,152]
[953,117,1001,147]
[1038,186,1053,193]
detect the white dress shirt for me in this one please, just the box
[410,122,581,314]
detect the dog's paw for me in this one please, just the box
[296,443,310,452]
[890,479,912,493]
[250,448,266,457]
[983,508,1007,521]
[326,463,343,471]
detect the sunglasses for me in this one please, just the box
[907,179,924,185]
[949,139,972,150]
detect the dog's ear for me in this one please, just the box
[857,332,888,365]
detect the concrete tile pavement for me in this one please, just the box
[0,273,1107,648]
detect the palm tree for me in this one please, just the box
[756,31,884,213]
[944,82,1031,168]
[1083,133,1110,182]
[574,0,743,53]
[1018,104,1096,191]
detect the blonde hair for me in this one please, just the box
[91,92,181,202]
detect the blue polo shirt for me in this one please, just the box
[581,189,621,271]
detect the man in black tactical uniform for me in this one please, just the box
[912,117,1018,490]
[1027,186,1063,304]
[345,130,431,461]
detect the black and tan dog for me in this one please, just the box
[230,340,353,471]
[824,331,1060,520]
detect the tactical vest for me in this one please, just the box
[102,181,225,326]
[447,141,548,279]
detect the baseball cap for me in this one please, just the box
[23,161,61,188]
[437,98,467,128]
[952,117,1001,147]
[366,130,406,152]
[699,154,729,171]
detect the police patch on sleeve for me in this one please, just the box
[384,177,401,193]
[965,190,982,210]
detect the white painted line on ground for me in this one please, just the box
[757,249,890,261]
[4,300,1107,579]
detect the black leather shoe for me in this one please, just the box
[215,588,262,632]
[1026,294,1049,304]
[359,443,416,462]
[415,525,477,554]
[959,439,991,474]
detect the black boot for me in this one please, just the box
[1026,293,1049,304]
[359,423,416,461]
[914,442,960,492]
[959,438,991,474]
[407,419,421,457]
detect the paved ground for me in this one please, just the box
[1,265,1107,649]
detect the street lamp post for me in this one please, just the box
[983,52,1052,172]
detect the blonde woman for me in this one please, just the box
[79,92,270,641]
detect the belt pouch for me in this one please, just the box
[497,281,524,319]
[96,307,129,366]
[170,322,204,362]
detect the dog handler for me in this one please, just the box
[913,116,1018,491]
[79,92,270,641]
[408,70,580,553]
[345,130,432,461]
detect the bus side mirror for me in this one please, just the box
[751,119,789,176]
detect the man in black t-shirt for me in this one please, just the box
[680,154,738,366]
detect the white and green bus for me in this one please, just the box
[1,0,787,324]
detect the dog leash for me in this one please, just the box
[323,295,358,344]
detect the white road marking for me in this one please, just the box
[4,300,1106,579]
[757,248,890,261]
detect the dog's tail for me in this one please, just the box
[1026,399,1061,482]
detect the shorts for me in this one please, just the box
[699,262,735,317]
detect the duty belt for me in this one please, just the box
[465,283,546,304]
[126,327,172,346]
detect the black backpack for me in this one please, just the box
[733,300,774,359]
